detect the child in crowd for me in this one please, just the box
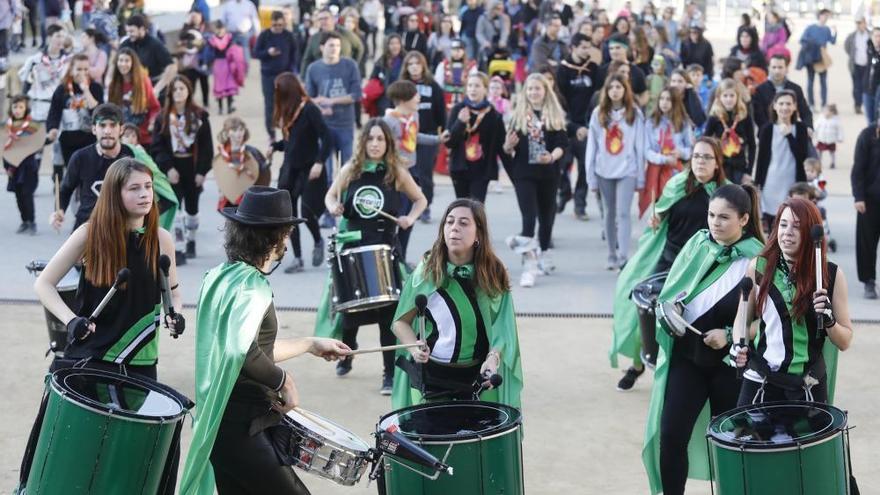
[814,103,844,169]
[214,116,269,209]
[687,63,715,111]
[790,162,837,252]
[3,96,40,235]
[645,55,667,115]
[207,20,246,115]
[488,76,512,119]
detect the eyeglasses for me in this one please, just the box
[692,153,716,162]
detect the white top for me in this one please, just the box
[814,115,843,145]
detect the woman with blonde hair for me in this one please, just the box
[501,73,569,287]
[704,77,756,184]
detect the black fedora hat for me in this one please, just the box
[220,186,304,226]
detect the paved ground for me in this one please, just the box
[0,11,878,495]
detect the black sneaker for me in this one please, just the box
[380,374,393,395]
[336,356,353,376]
[175,250,187,266]
[284,258,304,274]
[15,223,28,234]
[312,240,325,267]
[616,366,644,391]
[186,240,196,258]
[28,222,37,235]
[865,282,878,300]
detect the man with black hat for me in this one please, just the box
[52,103,135,232]
[180,186,351,495]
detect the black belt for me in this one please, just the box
[396,356,482,400]
[747,354,826,391]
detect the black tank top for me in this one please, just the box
[69,230,162,366]
[341,166,401,247]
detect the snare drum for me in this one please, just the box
[379,401,524,495]
[630,271,668,311]
[277,408,372,486]
[25,368,189,494]
[330,244,403,313]
[657,300,688,338]
[26,261,81,356]
[707,401,853,495]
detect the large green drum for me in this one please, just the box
[707,401,853,495]
[379,401,524,495]
[25,368,189,494]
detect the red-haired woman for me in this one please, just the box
[267,72,332,273]
[107,48,161,146]
[734,198,854,405]
[151,75,213,262]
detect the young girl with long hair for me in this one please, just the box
[585,73,645,270]
[316,119,427,395]
[640,86,693,217]
[151,75,213,262]
[501,73,569,287]
[703,78,756,184]
[267,72,332,274]
[46,54,104,169]
[391,198,523,408]
[107,48,161,145]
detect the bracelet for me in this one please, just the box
[170,283,179,290]
[821,309,836,329]
[724,326,733,344]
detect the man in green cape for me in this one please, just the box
[610,171,726,368]
[641,230,763,494]
[389,261,523,410]
[179,187,350,495]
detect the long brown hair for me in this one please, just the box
[755,198,829,321]
[686,136,727,195]
[598,73,637,126]
[425,198,510,297]
[108,48,150,114]
[347,118,405,187]
[63,54,91,89]
[272,72,309,139]
[400,51,435,85]
[650,86,687,131]
[83,158,159,287]
[158,75,203,137]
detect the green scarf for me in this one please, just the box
[179,262,274,495]
[642,230,763,494]
[126,144,179,231]
[362,160,386,173]
[389,260,523,409]
[609,172,724,367]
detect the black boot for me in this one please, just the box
[175,250,187,266]
[186,241,196,258]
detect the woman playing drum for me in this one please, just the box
[611,136,728,390]
[315,119,427,395]
[733,198,854,405]
[390,198,523,409]
[642,183,765,495]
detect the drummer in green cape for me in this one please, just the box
[732,198,854,405]
[179,186,350,495]
[24,158,184,495]
[611,136,728,391]
[390,198,523,409]
[642,183,764,495]
[121,122,179,231]
[315,119,427,395]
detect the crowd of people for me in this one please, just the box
[2,0,879,492]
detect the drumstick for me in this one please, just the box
[669,310,704,336]
[54,175,61,233]
[292,407,338,432]
[348,342,424,355]
[650,189,657,233]
[355,200,399,223]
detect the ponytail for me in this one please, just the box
[711,183,765,244]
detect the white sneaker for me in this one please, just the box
[491,180,504,194]
[606,255,618,271]
[538,249,555,275]
[520,269,536,287]
[505,235,539,254]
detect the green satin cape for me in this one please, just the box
[389,261,523,409]
[178,262,274,495]
[609,172,724,367]
[126,143,179,231]
[642,231,764,494]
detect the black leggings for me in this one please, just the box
[211,417,311,495]
[512,176,557,251]
[283,169,324,259]
[341,308,396,377]
[451,171,489,203]
[170,156,203,215]
[15,190,35,223]
[660,352,739,495]
[182,68,210,107]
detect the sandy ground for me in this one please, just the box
[1,305,877,494]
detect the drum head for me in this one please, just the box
[57,266,81,292]
[51,368,186,421]
[631,271,669,309]
[708,401,847,451]
[379,401,521,442]
[657,301,687,338]
[286,409,370,452]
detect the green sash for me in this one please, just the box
[390,261,523,409]
[179,262,274,495]
[609,172,724,367]
[642,231,763,494]
[126,144,178,231]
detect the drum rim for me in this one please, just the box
[339,244,394,256]
[335,295,399,313]
[656,301,686,337]
[378,400,523,442]
[50,368,188,423]
[630,271,669,309]
[706,400,848,450]
[284,409,372,453]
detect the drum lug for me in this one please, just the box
[332,296,338,303]
[354,290,361,297]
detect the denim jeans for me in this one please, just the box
[805,65,828,107]
[233,31,252,63]
[326,126,354,183]
[853,64,868,108]
[864,85,880,124]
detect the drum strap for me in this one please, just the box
[746,353,826,391]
